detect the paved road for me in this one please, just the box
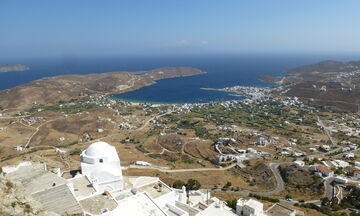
[246,163,284,195]
[127,162,238,173]
[324,177,335,199]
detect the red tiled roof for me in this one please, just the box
[355,170,360,174]
[316,165,333,173]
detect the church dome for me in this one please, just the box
[85,141,116,158]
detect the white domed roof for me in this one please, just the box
[85,141,116,157]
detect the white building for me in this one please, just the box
[236,198,266,216]
[355,170,360,179]
[256,137,268,146]
[292,160,305,167]
[218,137,236,145]
[80,141,124,192]
[344,153,355,159]
[135,161,151,166]
[315,165,334,177]
[355,161,360,169]
[320,145,331,152]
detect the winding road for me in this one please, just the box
[254,163,284,195]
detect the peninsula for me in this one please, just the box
[0,67,205,110]
[0,64,29,73]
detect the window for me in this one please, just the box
[99,159,103,163]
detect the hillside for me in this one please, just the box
[286,60,360,74]
[271,60,360,112]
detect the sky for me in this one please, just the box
[1,0,360,60]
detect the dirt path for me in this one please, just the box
[24,117,63,148]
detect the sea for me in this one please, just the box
[1,54,358,104]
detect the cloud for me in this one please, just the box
[201,40,209,45]
[179,39,189,45]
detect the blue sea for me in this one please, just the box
[1,54,358,104]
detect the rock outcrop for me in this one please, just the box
[0,171,59,216]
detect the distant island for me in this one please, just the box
[0,64,29,73]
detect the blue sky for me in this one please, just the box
[1,0,360,59]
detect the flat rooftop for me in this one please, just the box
[126,176,159,187]
[137,181,171,199]
[69,175,96,198]
[80,194,118,215]
[199,204,237,216]
[117,192,167,216]
[175,201,200,216]
[113,190,134,201]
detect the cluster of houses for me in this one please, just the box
[321,116,360,139]
[291,158,360,183]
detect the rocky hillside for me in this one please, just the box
[279,165,324,198]
[0,170,58,216]
[228,162,276,191]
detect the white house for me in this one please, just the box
[316,165,334,177]
[344,153,355,159]
[135,161,151,166]
[236,198,266,216]
[320,145,331,152]
[355,170,360,179]
[355,161,360,169]
[292,160,305,167]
